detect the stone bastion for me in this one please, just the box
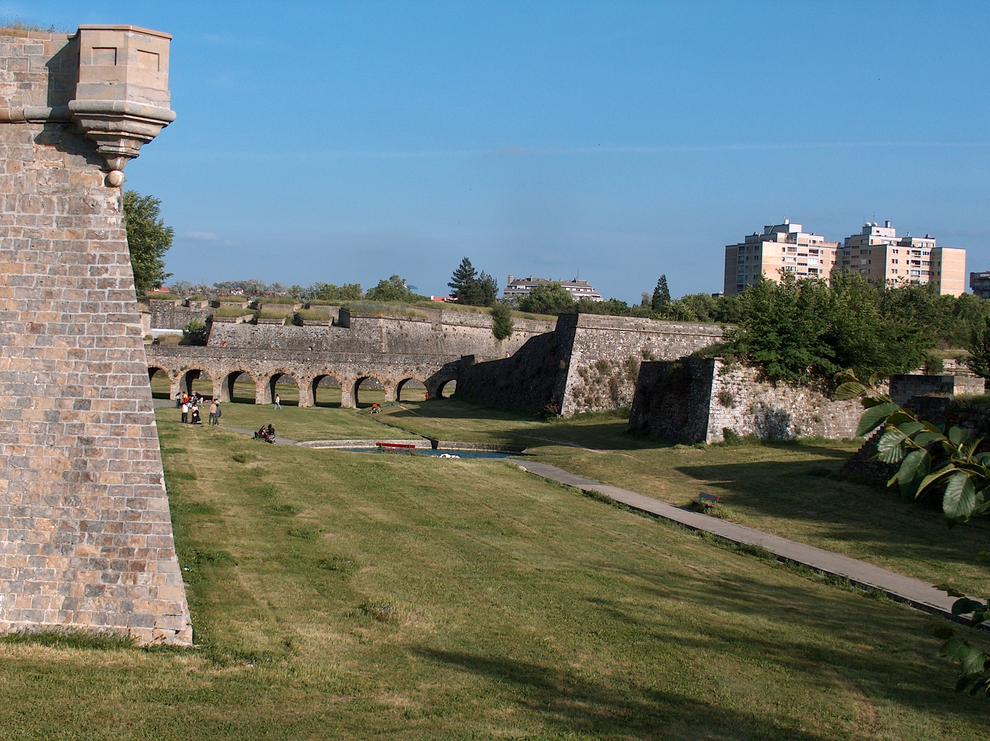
[0,26,190,644]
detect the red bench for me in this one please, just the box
[376,442,417,453]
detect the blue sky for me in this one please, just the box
[16,1,990,301]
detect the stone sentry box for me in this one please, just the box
[0,26,191,643]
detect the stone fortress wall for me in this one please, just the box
[629,358,863,443]
[146,308,556,407]
[456,314,726,417]
[0,27,191,643]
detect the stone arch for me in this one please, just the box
[396,377,427,402]
[353,375,385,408]
[147,367,173,399]
[263,370,300,407]
[436,378,457,399]
[220,369,256,404]
[310,373,343,408]
[180,367,214,398]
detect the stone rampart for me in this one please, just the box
[207,310,550,357]
[147,344,463,407]
[0,27,191,644]
[889,374,986,406]
[559,314,725,415]
[147,299,210,331]
[456,333,565,415]
[456,314,725,417]
[629,358,862,443]
[150,309,554,407]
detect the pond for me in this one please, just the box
[338,447,518,460]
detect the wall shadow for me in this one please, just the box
[676,458,990,586]
[410,647,826,739]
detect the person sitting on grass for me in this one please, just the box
[370,402,382,414]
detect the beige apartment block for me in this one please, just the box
[723,220,838,296]
[837,221,967,296]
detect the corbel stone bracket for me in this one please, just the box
[68,99,176,185]
[0,26,174,185]
[69,25,175,186]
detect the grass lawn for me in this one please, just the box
[156,403,398,442]
[378,400,990,595]
[1,417,987,738]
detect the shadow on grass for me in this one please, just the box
[674,458,990,589]
[411,647,825,738]
[381,400,659,451]
[382,400,865,458]
[578,570,990,721]
[0,629,137,651]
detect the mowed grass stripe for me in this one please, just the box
[0,415,986,737]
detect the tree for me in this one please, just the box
[965,317,990,379]
[477,272,499,307]
[123,190,173,295]
[723,273,934,388]
[651,275,671,314]
[841,374,990,696]
[181,319,208,346]
[518,283,577,315]
[310,282,363,303]
[448,257,481,304]
[447,258,498,306]
[491,301,514,340]
[365,275,414,302]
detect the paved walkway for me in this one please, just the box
[516,460,975,622]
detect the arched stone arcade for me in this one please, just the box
[261,370,301,407]
[145,353,464,410]
[179,367,214,399]
[396,377,427,402]
[353,375,387,408]
[147,367,173,399]
[220,369,256,404]
[309,373,343,408]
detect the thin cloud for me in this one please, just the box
[188,140,990,162]
[180,231,233,246]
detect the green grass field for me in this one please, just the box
[156,404,398,442]
[1,415,987,738]
[378,400,990,596]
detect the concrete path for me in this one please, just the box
[516,460,976,622]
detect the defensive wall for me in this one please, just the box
[146,310,555,407]
[843,374,989,484]
[0,26,191,643]
[628,358,862,443]
[457,314,726,416]
[889,374,985,406]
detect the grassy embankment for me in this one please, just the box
[376,400,990,596]
[1,413,988,737]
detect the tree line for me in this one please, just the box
[128,194,990,387]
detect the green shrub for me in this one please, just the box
[213,306,252,319]
[181,320,208,346]
[491,302,514,340]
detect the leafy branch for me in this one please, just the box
[837,371,990,696]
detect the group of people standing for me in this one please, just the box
[177,392,222,426]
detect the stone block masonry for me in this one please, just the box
[629,358,862,443]
[456,314,725,417]
[0,27,191,644]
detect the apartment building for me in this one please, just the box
[723,220,838,297]
[837,221,966,296]
[503,275,604,304]
[971,271,990,299]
